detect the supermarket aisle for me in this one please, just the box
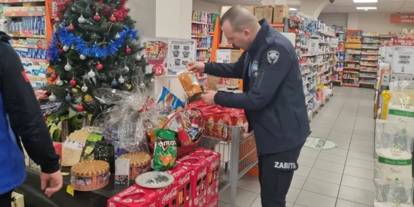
[219,87,376,207]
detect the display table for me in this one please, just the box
[17,127,256,207]
[17,169,124,207]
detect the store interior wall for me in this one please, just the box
[155,0,192,39]
[126,0,156,37]
[319,13,348,28]
[193,0,221,13]
[319,12,411,33]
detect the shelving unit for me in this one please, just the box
[343,30,362,87]
[0,0,52,89]
[359,32,380,88]
[200,127,257,207]
[191,10,218,62]
[288,15,337,118]
[334,29,345,86]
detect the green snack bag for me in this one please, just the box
[153,129,177,171]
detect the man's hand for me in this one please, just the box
[40,170,63,197]
[201,90,217,105]
[35,90,48,101]
[187,61,205,73]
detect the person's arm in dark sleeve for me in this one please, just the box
[204,52,246,78]
[0,43,60,173]
[214,45,292,111]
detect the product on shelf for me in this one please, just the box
[191,10,218,62]
[70,160,110,191]
[119,152,151,181]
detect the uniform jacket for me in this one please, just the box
[0,31,59,194]
[205,20,310,154]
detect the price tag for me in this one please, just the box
[66,184,75,197]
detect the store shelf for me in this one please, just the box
[342,83,360,87]
[12,44,46,49]
[192,21,208,25]
[191,35,210,38]
[0,0,43,2]
[360,69,377,73]
[3,6,45,17]
[343,67,360,70]
[9,34,45,39]
[361,52,379,56]
[197,48,209,50]
[360,64,378,67]
[20,57,48,64]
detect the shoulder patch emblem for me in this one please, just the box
[266,49,280,64]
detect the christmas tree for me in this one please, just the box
[47,0,152,120]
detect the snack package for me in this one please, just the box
[157,87,185,114]
[178,71,203,99]
[153,129,177,171]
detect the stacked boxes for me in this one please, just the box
[107,149,220,207]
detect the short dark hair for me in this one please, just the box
[221,6,258,32]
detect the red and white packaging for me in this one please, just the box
[107,185,158,207]
[205,194,219,207]
[177,155,209,207]
[157,184,179,207]
[167,165,192,207]
[192,149,220,202]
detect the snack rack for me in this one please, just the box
[199,126,257,207]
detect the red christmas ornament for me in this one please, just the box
[93,13,101,22]
[96,62,104,71]
[75,104,84,112]
[50,73,57,80]
[70,79,77,87]
[110,14,117,22]
[113,7,128,22]
[153,64,164,76]
[125,46,132,54]
[67,23,75,31]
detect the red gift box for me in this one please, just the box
[157,184,179,207]
[167,165,192,207]
[205,194,219,207]
[192,149,220,202]
[188,101,247,141]
[107,185,158,207]
[177,155,208,207]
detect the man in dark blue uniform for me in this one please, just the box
[188,6,310,207]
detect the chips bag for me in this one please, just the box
[178,71,203,100]
[153,129,177,171]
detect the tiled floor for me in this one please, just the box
[219,87,375,207]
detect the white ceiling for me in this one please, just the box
[201,0,414,13]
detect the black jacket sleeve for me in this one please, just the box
[0,42,60,174]
[204,52,245,78]
[214,45,292,111]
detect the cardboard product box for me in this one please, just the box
[107,185,158,207]
[254,6,273,23]
[205,194,219,207]
[177,155,209,207]
[192,149,220,201]
[167,165,193,207]
[157,184,179,207]
[273,5,288,23]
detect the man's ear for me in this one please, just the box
[243,28,250,37]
